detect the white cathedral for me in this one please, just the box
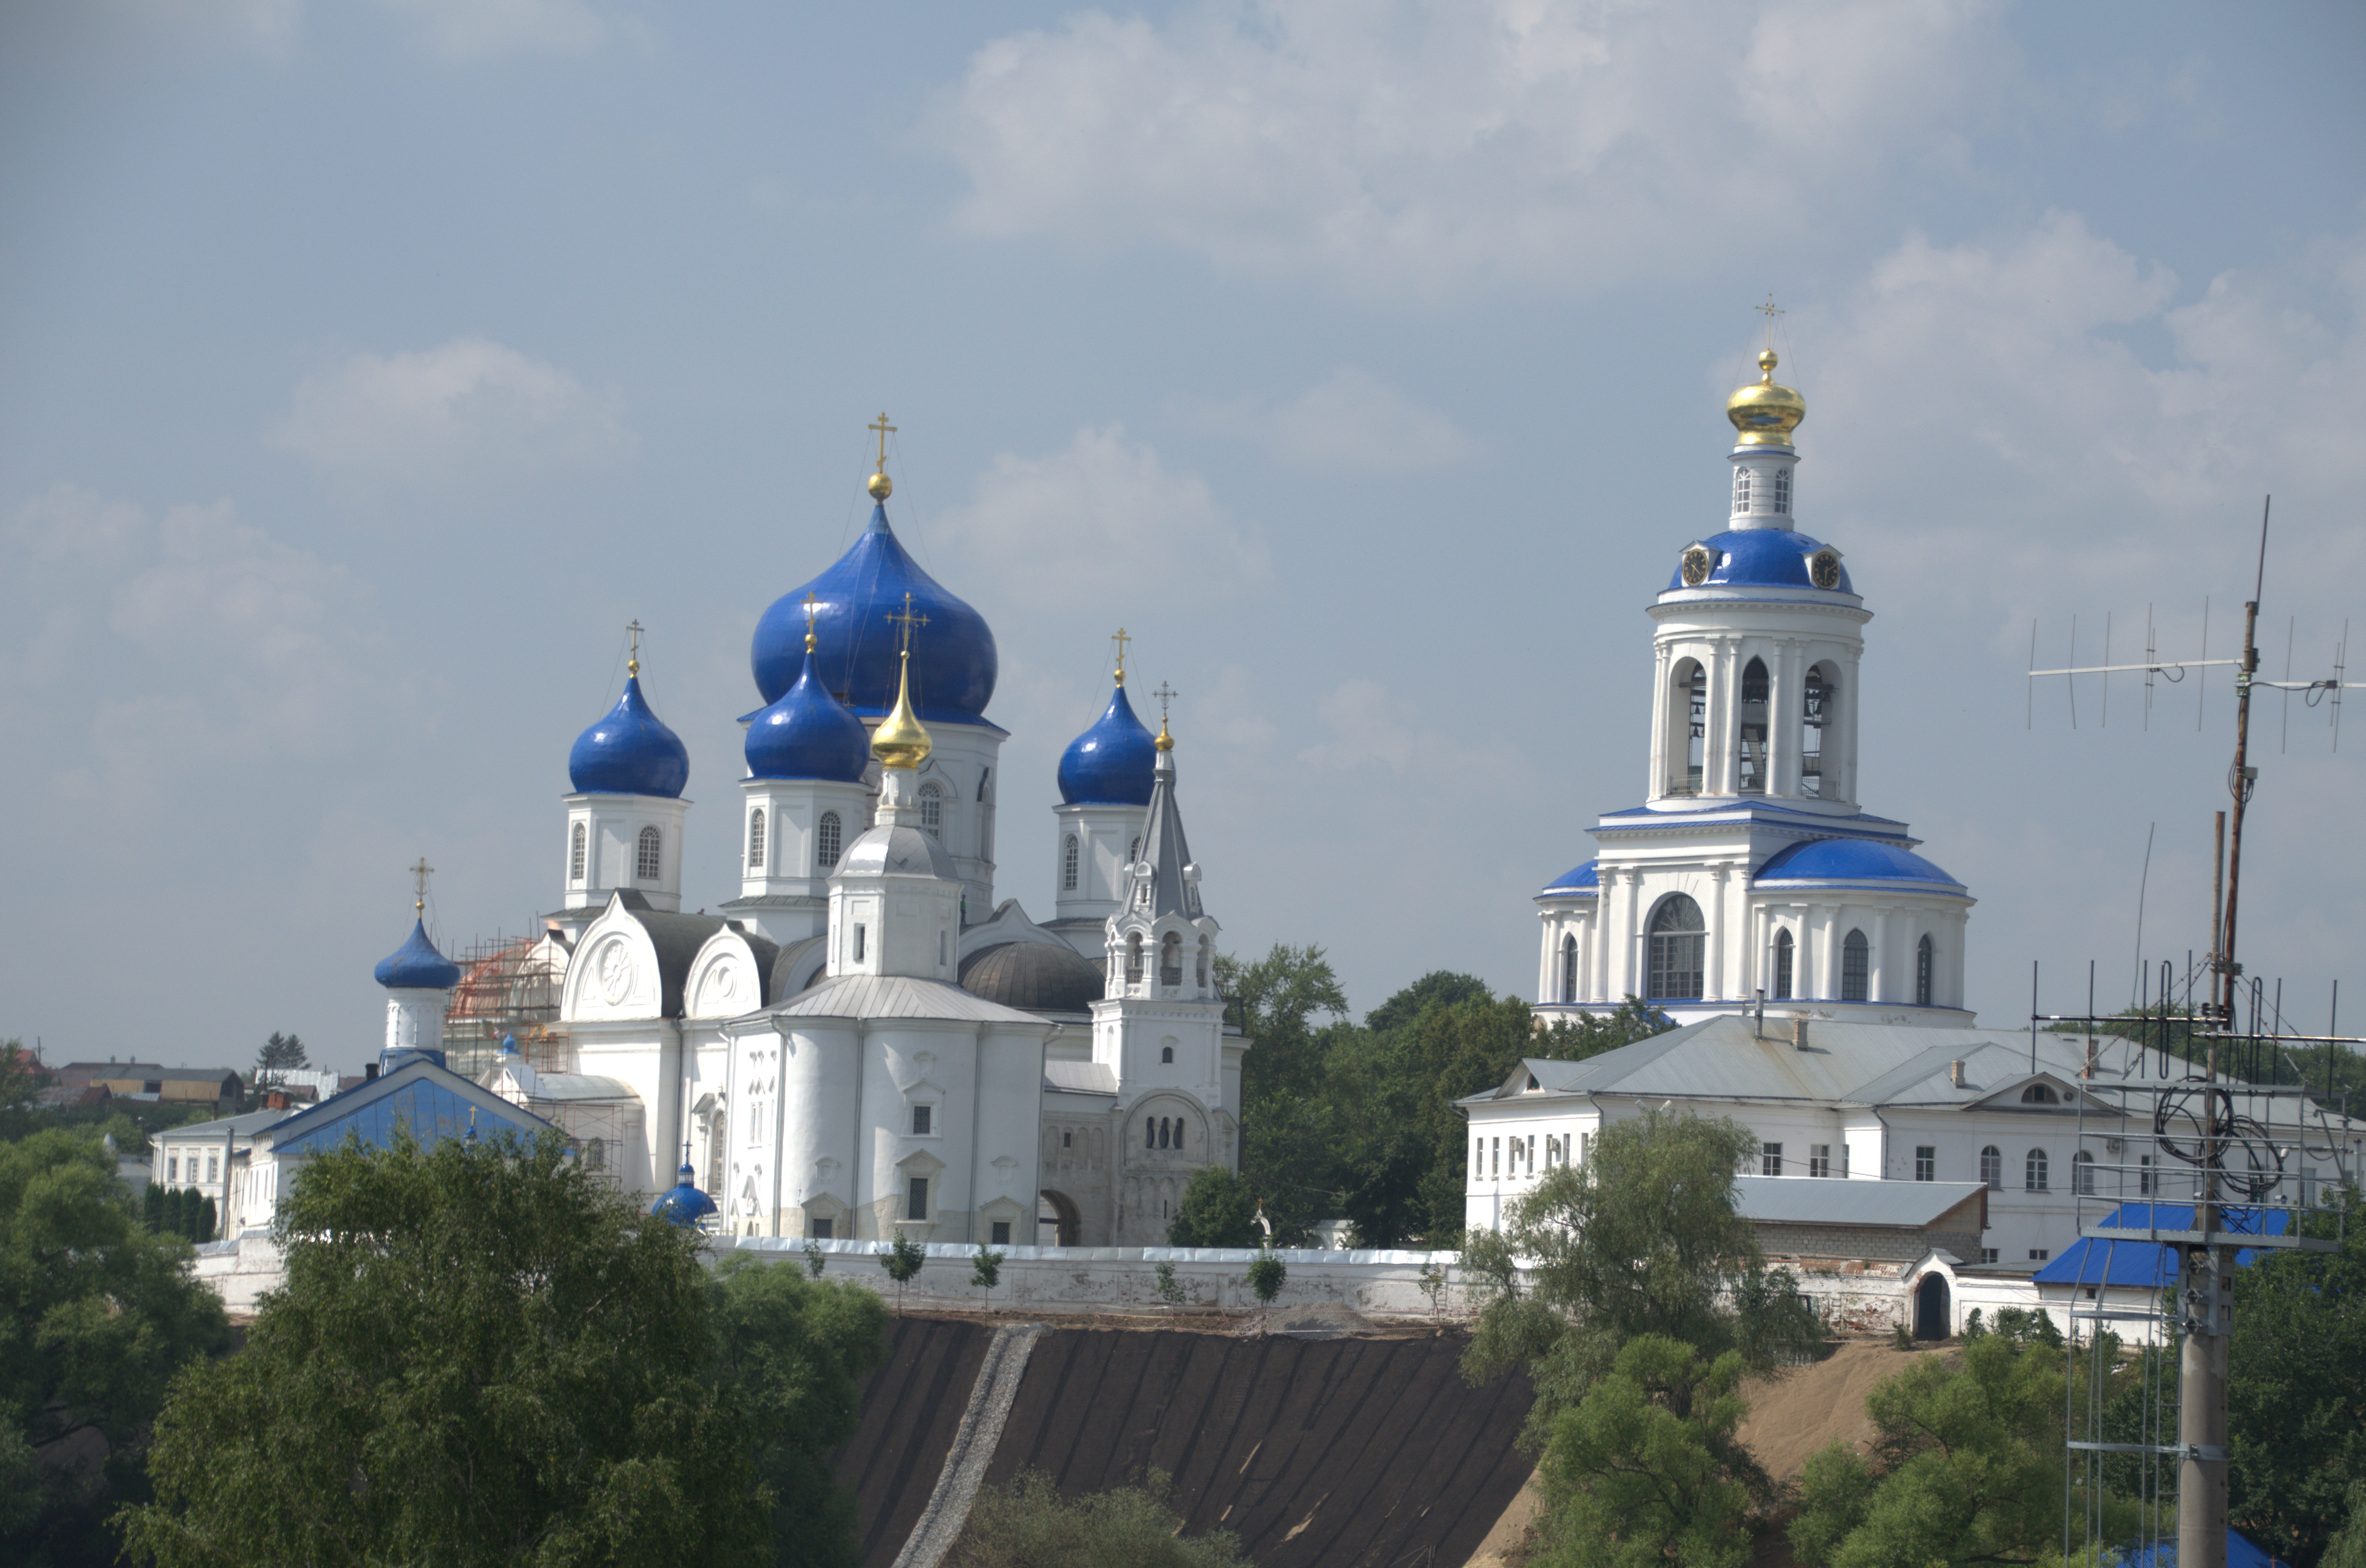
[381,452,1241,1248]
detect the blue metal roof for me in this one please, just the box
[568,675,690,798]
[1665,528,1855,595]
[1542,859,1600,894]
[2111,1527,2286,1566]
[1756,837,1964,890]
[267,1062,551,1160]
[2032,1202,2287,1287]
[373,918,462,991]
[1057,682,1156,806]
[751,503,997,722]
[650,1163,719,1227]
[745,646,872,782]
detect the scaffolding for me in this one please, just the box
[440,930,565,1082]
[2037,962,2359,1567]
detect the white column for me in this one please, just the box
[1705,865,1730,1000]
[1871,910,1891,1002]
[1813,905,1839,1000]
[1707,641,1738,796]
[1770,640,1801,797]
[1648,644,1672,798]
[1838,655,1863,804]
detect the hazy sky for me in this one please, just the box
[4,1,2362,1074]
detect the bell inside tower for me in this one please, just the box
[1801,666,1832,797]
[1737,657,1770,794]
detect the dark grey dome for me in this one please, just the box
[960,941,1104,1014]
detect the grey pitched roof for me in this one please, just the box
[961,940,1105,1014]
[1044,1060,1118,1095]
[1732,1176,1986,1229]
[605,890,730,1018]
[1132,746,1203,921]
[154,1108,291,1142]
[744,972,1050,1026]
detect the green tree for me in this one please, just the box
[1532,1336,1753,1568]
[0,1128,229,1567]
[0,1039,46,1140]
[1789,1333,2135,1568]
[1153,1260,1184,1315]
[706,1255,889,1568]
[1167,1166,1261,1248]
[2322,1479,2366,1568]
[950,1470,1249,1568]
[881,1230,926,1315]
[251,1031,307,1089]
[971,1244,1004,1313]
[122,1129,777,1568]
[1222,944,1350,1242]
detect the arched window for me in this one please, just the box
[746,809,766,871]
[1158,1118,1171,1150]
[1128,836,1140,865]
[1772,467,1791,513]
[919,782,942,836]
[816,811,842,871]
[1732,469,1751,514]
[1125,932,1143,984]
[1160,932,1183,987]
[570,822,586,881]
[1916,934,1936,1007]
[636,826,662,881]
[2073,1150,2097,1195]
[1559,934,1578,1005]
[1772,928,1794,1000]
[1647,894,1706,1000]
[1146,1118,1156,1150]
[2026,1148,2049,1192]
[1062,834,1080,892]
[1841,929,1869,1002]
[2019,1084,2061,1105]
[1670,660,1707,795]
[1737,657,1770,794]
[1980,1145,2002,1190]
[1161,1045,1173,1064]
[1801,666,1834,798]
[1197,936,1211,988]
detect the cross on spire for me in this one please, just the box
[1756,293,1785,349]
[1151,681,1177,721]
[868,412,896,471]
[625,619,643,677]
[801,591,821,652]
[886,590,929,656]
[1111,627,1132,686]
[409,856,435,915]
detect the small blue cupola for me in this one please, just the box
[649,1159,718,1228]
[746,643,873,782]
[374,918,462,991]
[568,664,690,799]
[1058,681,1157,807]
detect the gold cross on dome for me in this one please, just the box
[1756,294,1785,348]
[1111,627,1132,686]
[1151,681,1178,721]
[409,857,435,915]
[625,619,643,677]
[868,412,897,471]
[886,590,930,654]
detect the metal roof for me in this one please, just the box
[745,971,1050,1026]
[2032,1202,2288,1288]
[155,1107,290,1142]
[1732,1176,1985,1229]
[261,1060,555,1159]
[1043,1060,1118,1095]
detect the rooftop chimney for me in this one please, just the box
[1949,1060,1967,1089]
[1790,1014,1809,1050]
[364,1062,379,1081]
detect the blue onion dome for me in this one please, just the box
[750,505,997,722]
[1057,682,1157,806]
[649,1163,718,1227]
[1666,529,1855,596]
[746,645,872,781]
[374,918,462,991]
[568,674,690,798]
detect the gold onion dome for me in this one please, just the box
[871,649,932,770]
[1154,715,1174,752]
[1726,348,1806,446]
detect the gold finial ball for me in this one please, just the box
[867,471,893,501]
[1154,716,1174,752]
[1727,348,1806,447]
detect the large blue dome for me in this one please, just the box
[568,676,690,798]
[1665,529,1855,596]
[374,918,462,991]
[751,504,997,723]
[649,1163,717,1228]
[746,648,872,782]
[1755,838,1963,890]
[1057,684,1156,806]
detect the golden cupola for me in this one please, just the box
[871,647,932,771]
[1726,349,1806,447]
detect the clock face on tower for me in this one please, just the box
[1680,544,1718,587]
[1809,548,1842,590]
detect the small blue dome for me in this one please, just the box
[1755,838,1963,889]
[746,648,872,782]
[1057,684,1156,806]
[568,675,690,798]
[751,505,997,722]
[374,918,462,991]
[1543,859,1600,893]
[649,1163,718,1228]
[1665,530,1855,596]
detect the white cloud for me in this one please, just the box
[271,337,631,493]
[1194,368,1481,474]
[375,0,610,61]
[932,0,2009,293]
[935,425,1268,601]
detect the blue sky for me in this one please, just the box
[3,0,2361,1073]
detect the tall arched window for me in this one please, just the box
[1737,657,1770,794]
[1559,934,1578,1004]
[816,811,842,871]
[2025,1148,2049,1192]
[636,826,662,881]
[1916,935,1936,1007]
[1801,665,1834,798]
[1125,932,1144,984]
[570,822,586,881]
[1145,1118,1156,1150]
[1128,836,1140,865]
[1772,928,1794,1000]
[1197,936,1211,988]
[1160,932,1183,987]
[1647,894,1706,1000]
[2073,1150,2097,1195]
[746,809,766,871]
[919,782,942,836]
[1841,929,1870,1002]
[1062,834,1080,892]
[1161,1045,1173,1064]
[1980,1145,2002,1190]
[1670,660,1707,795]
[1732,469,1751,514]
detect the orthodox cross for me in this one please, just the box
[801,591,822,650]
[1111,627,1132,685]
[1756,294,1785,349]
[886,590,929,655]
[1151,681,1178,722]
[868,412,896,471]
[409,857,435,915]
[625,619,643,677]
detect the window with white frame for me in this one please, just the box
[1841,929,1870,1002]
[1560,934,1578,1004]
[2027,1248,2049,1262]
[1980,1145,2003,1190]
[1916,934,1935,1006]
[1915,1145,1936,1182]
[1062,834,1079,892]
[1809,1144,1830,1178]
[919,782,942,836]
[570,822,586,881]
[1773,928,1794,1000]
[1761,1142,1783,1176]
[906,1177,929,1221]
[817,811,843,871]
[2073,1150,2096,1195]
[910,1104,932,1137]
[1982,1248,2000,1264]
[747,809,766,871]
[1648,894,1707,1000]
[2026,1148,2049,1191]
[636,825,662,881]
